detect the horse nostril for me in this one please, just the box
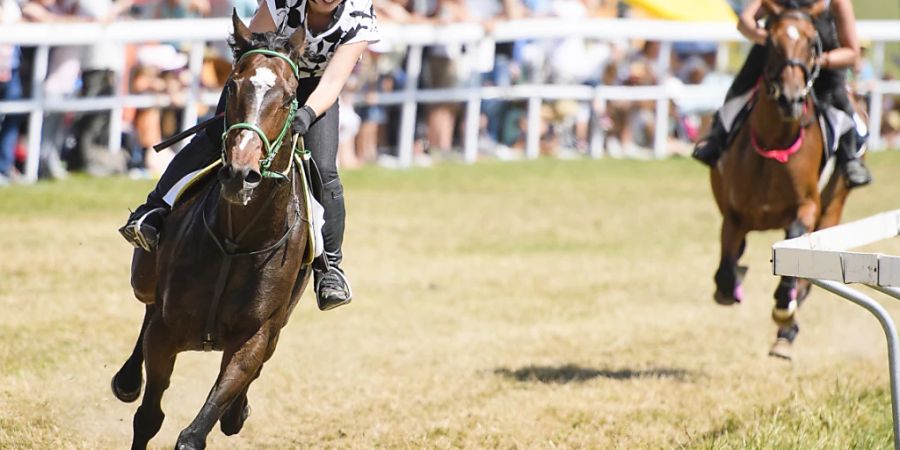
[243,170,262,190]
[217,166,234,183]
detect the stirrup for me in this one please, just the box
[314,269,353,311]
[119,207,167,252]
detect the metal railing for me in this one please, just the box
[773,210,900,449]
[2,18,900,182]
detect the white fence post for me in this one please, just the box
[181,41,206,150]
[869,41,886,150]
[526,96,541,159]
[463,41,482,164]
[24,45,49,183]
[398,44,423,168]
[653,41,672,159]
[590,94,606,159]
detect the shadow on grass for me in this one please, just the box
[494,364,694,384]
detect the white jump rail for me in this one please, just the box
[2,18,900,182]
[772,209,900,449]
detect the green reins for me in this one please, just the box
[221,48,304,179]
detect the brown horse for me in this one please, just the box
[709,1,854,360]
[110,14,312,449]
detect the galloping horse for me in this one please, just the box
[709,0,854,360]
[110,14,312,449]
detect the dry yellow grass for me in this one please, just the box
[1,153,899,449]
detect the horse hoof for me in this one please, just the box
[110,370,143,403]
[714,290,739,306]
[733,284,744,303]
[769,338,793,360]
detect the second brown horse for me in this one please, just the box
[710,1,854,360]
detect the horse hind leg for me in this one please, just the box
[176,327,279,449]
[112,304,154,403]
[131,316,178,450]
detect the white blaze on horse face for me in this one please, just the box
[248,67,278,119]
[236,130,255,152]
[786,25,801,41]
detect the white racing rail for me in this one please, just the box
[772,209,900,449]
[2,18,900,182]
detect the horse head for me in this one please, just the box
[219,11,305,205]
[761,0,826,120]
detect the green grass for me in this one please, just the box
[1,152,900,448]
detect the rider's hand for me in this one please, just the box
[751,28,768,46]
[291,105,317,136]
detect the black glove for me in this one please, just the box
[291,105,317,136]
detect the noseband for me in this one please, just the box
[222,49,302,179]
[764,11,823,101]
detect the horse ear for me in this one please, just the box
[804,0,827,17]
[762,0,785,16]
[232,9,252,51]
[288,28,306,56]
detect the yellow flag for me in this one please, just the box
[624,0,738,22]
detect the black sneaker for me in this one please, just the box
[314,268,352,311]
[844,159,873,188]
[118,207,167,252]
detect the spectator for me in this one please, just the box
[422,0,474,157]
[154,0,209,19]
[22,0,85,179]
[375,0,425,23]
[0,0,24,185]
[69,0,133,176]
[128,44,188,176]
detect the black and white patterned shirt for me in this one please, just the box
[265,0,379,78]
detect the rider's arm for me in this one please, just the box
[821,0,860,70]
[302,41,368,117]
[737,0,767,46]
[245,0,369,118]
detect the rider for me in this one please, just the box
[119,0,379,311]
[692,0,872,188]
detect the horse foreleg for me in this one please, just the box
[220,332,280,436]
[131,316,178,450]
[769,202,818,360]
[176,326,278,449]
[772,220,808,327]
[112,304,154,403]
[714,215,748,305]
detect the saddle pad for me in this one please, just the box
[161,159,324,261]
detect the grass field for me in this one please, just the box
[2,152,900,449]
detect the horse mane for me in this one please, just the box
[228,31,302,63]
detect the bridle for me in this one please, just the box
[763,10,823,103]
[221,48,303,180]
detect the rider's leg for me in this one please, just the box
[693,45,767,166]
[814,70,872,188]
[305,101,352,311]
[119,98,226,251]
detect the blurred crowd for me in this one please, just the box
[0,0,895,184]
